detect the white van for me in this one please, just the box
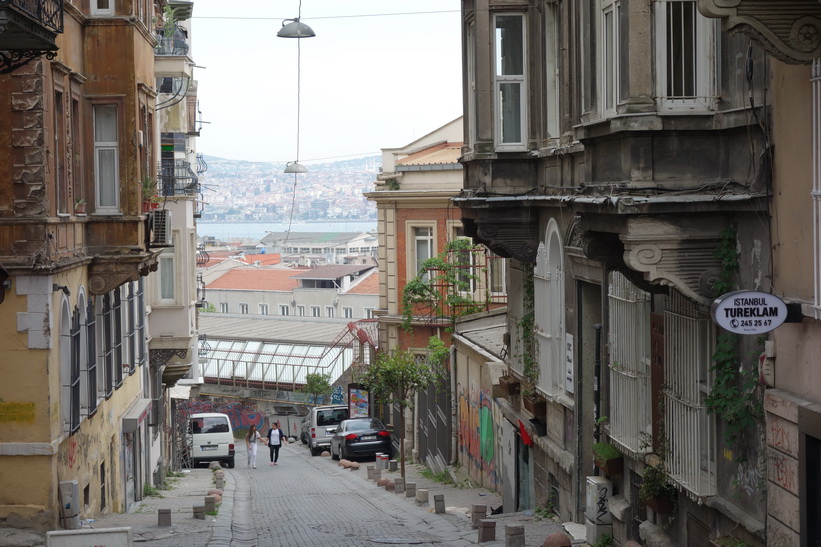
[188,413,235,468]
[306,405,349,456]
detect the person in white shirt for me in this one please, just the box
[246,425,260,468]
[266,422,288,465]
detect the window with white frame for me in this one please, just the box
[410,225,435,279]
[93,105,119,211]
[326,306,335,318]
[607,272,651,455]
[219,302,228,313]
[311,306,320,317]
[489,251,506,294]
[259,303,269,315]
[96,294,113,398]
[654,0,716,112]
[601,0,621,115]
[663,290,716,497]
[343,307,353,319]
[297,305,305,316]
[279,304,289,316]
[239,303,249,314]
[159,254,175,301]
[91,0,113,16]
[494,13,527,149]
[533,221,565,396]
[364,308,375,319]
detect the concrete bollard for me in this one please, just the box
[373,469,382,482]
[471,504,487,528]
[405,482,416,498]
[379,454,389,470]
[350,462,360,470]
[204,495,216,513]
[505,524,525,547]
[416,488,429,506]
[434,494,445,514]
[193,505,205,520]
[367,465,375,480]
[389,459,398,472]
[158,508,171,527]
[394,477,405,494]
[375,453,384,470]
[215,476,224,489]
[478,519,496,542]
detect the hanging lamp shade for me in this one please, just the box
[277,19,316,38]
[284,161,308,174]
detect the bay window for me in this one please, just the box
[93,105,119,212]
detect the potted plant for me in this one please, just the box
[593,442,624,475]
[522,389,546,416]
[639,462,677,514]
[499,374,521,395]
[74,198,86,215]
[141,176,160,212]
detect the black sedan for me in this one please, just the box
[329,417,392,461]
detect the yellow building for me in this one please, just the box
[0,0,165,529]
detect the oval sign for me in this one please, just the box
[711,290,787,335]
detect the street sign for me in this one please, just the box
[711,290,788,335]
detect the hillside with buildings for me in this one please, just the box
[197,155,379,222]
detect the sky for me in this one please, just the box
[190,1,462,164]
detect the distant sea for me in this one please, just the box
[197,220,377,242]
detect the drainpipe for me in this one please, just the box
[450,343,458,466]
[593,323,603,477]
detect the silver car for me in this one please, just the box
[306,405,349,456]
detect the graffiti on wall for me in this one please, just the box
[457,380,498,488]
[178,400,267,432]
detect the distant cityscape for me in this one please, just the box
[197,155,380,223]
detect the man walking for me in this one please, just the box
[266,421,287,465]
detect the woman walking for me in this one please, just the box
[266,421,287,465]
[246,425,260,468]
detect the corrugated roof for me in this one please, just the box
[206,268,310,291]
[199,314,346,344]
[290,264,375,280]
[397,143,463,166]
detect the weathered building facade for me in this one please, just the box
[456,0,779,544]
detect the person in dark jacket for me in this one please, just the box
[266,421,288,465]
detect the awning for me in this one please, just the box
[122,398,152,433]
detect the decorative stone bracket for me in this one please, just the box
[461,210,540,263]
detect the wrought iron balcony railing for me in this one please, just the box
[1,0,63,34]
[158,160,198,197]
[0,0,63,73]
[154,25,188,56]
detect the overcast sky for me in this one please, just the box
[190,1,462,164]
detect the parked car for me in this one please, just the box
[188,412,235,468]
[329,417,391,461]
[306,405,349,456]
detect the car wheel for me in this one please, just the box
[301,433,307,444]
[226,458,235,469]
[310,442,319,456]
[331,443,339,460]
[339,445,347,461]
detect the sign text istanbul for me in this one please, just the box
[711,290,787,335]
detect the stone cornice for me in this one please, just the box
[698,0,821,63]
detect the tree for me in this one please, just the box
[361,340,444,479]
[302,372,332,405]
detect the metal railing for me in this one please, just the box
[158,160,198,196]
[1,0,63,33]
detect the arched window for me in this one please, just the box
[534,219,565,396]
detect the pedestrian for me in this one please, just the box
[266,421,288,465]
[246,425,260,468]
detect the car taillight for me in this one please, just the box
[345,434,358,440]
[311,427,316,438]
[229,443,235,449]
[378,431,390,437]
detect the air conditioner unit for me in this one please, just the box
[149,209,173,246]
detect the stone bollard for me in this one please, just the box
[478,519,496,542]
[208,461,221,471]
[215,476,224,489]
[416,488,429,506]
[543,532,572,547]
[373,469,382,483]
[350,462,360,470]
[505,524,525,547]
[204,495,216,514]
[386,480,395,491]
[389,459,398,472]
[394,477,405,494]
[405,482,416,498]
[367,465,375,480]
[193,505,205,520]
[434,494,445,514]
[158,508,171,527]
[214,470,225,479]
[471,504,487,528]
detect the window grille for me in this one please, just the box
[663,291,715,497]
[607,272,651,456]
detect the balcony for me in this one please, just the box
[0,0,63,74]
[158,160,198,197]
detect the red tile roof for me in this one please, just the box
[347,270,379,295]
[206,268,311,291]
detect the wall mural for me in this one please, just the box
[457,380,498,488]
